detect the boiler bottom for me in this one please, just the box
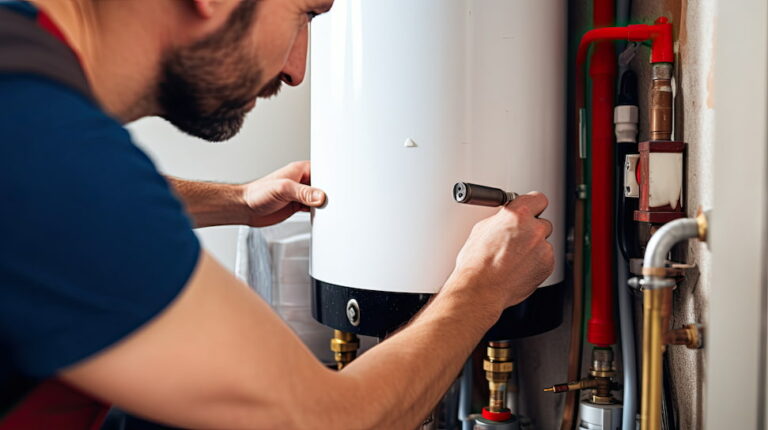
[311,279,564,339]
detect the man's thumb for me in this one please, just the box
[293,183,326,207]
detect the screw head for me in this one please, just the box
[346,299,360,326]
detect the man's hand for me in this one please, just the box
[241,161,326,227]
[449,192,555,309]
[168,161,326,228]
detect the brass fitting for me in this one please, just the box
[665,323,704,349]
[330,330,359,370]
[696,208,709,242]
[484,341,513,414]
[544,347,618,405]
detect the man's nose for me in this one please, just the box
[280,25,308,86]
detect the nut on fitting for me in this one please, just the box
[330,330,359,370]
[484,341,513,415]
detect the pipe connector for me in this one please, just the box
[330,330,359,370]
[696,209,709,242]
[665,324,704,349]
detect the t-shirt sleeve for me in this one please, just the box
[0,76,201,378]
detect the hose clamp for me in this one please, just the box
[628,276,676,290]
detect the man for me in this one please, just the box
[0,0,555,428]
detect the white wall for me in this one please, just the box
[127,81,310,271]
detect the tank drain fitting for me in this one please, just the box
[473,341,520,429]
[330,330,359,370]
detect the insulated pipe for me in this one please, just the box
[639,214,708,430]
[586,0,618,348]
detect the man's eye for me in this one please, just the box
[306,11,319,22]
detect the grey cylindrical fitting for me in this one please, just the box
[454,182,517,207]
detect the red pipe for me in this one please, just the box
[575,11,674,347]
[576,18,674,66]
[586,0,618,348]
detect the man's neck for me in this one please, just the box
[28,0,167,123]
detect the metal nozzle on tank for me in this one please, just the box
[454,182,518,207]
[330,330,359,370]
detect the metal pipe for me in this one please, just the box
[639,215,708,430]
[643,218,700,271]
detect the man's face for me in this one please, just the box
[157,0,333,142]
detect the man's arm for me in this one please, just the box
[169,161,326,228]
[60,194,553,429]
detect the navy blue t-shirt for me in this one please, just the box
[0,75,201,388]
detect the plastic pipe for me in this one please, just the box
[617,252,637,430]
[576,18,674,66]
[458,359,474,430]
[586,0,618,348]
[616,69,639,430]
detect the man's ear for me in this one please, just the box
[191,0,225,19]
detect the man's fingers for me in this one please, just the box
[538,218,554,238]
[510,191,548,217]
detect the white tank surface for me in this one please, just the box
[310,0,566,336]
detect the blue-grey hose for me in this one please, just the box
[459,358,474,430]
[615,2,635,427]
[618,249,637,430]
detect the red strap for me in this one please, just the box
[36,8,86,68]
[0,379,110,430]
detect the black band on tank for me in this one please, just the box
[312,278,565,339]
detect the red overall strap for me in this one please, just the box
[0,4,111,430]
[0,379,109,430]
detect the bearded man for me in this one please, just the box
[0,1,555,428]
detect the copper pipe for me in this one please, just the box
[561,195,585,430]
[639,214,708,430]
[641,287,670,430]
[650,63,673,141]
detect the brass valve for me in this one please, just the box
[544,347,618,405]
[330,330,359,370]
[484,341,514,415]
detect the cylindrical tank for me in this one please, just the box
[310,0,566,338]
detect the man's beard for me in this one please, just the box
[155,0,280,142]
[157,62,282,142]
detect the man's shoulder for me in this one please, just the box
[0,73,126,145]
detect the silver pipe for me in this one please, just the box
[643,218,699,274]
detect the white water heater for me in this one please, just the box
[310,0,566,338]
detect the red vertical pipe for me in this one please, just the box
[587,0,617,347]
